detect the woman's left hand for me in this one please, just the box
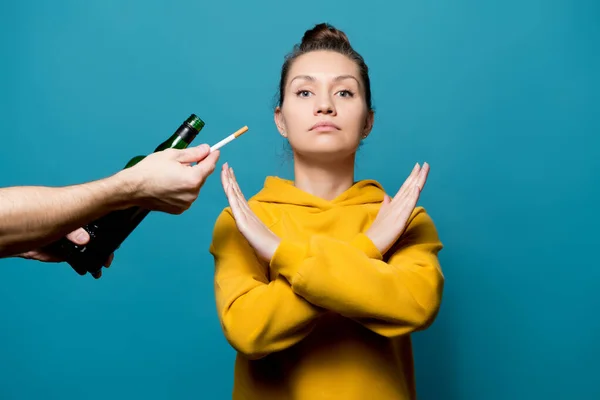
[221,163,281,262]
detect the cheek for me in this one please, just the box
[281,100,310,129]
[341,103,369,129]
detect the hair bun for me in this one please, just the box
[300,23,351,50]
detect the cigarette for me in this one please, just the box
[210,126,249,152]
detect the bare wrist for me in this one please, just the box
[109,169,144,209]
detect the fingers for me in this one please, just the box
[193,149,220,180]
[385,163,428,239]
[225,171,246,225]
[400,170,425,213]
[104,253,114,268]
[220,162,230,194]
[393,185,420,221]
[87,253,113,279]
[221,164,241,213]
[221,163,241,198]
[221,163,254,230]
[415,162,430,191]
[65,228,90,245]
[19,250,61,263]
[402,186,421,214]
[395,162,430,200]
[175,144,211,163]
[70,264,88,276]
[228,166,251,211]
[394,163,421,199]
[225,165,246,209]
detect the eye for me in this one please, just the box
[337,90,355,98]
[296,90,312,97]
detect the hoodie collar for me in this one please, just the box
[250,176,386,211]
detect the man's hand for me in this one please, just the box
[0,143,219,265]
[121,144,220,214]
[17,227,114,276]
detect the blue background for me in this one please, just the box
[1,0,598,399]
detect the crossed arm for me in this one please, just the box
[210,207,444,359]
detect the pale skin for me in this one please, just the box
[221,50,430,261]
[1,144,220,277]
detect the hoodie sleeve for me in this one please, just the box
[209,208,325,360]
[269,207,444,338]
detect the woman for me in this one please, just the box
[209,22,444,400]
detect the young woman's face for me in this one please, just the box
[275,50,373,161]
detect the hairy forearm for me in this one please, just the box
[0,171,139,257]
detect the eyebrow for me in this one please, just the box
[289,74,361,86]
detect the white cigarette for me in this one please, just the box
[210,126,249,152]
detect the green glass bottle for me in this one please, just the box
[49,114,206,278]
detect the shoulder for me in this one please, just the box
[400,206,443,248]
[210,207,237,246]
[380,206,443,263]
[409,206,436,227]
[209,206,255,255]
[407,206,439,232]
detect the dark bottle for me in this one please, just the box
[49,114,206,278]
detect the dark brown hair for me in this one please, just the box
[277,23,373,111]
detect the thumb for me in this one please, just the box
[66,228,90,245]
[379,194,392,211]
[175,144,210,164]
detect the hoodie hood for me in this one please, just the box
[250,176,386,211]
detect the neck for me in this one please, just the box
[292,153,356,201]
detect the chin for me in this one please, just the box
[296,146,357,162]
[291,134,360,161]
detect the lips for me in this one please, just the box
[310,121,341,131]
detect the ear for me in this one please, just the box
[274,107,287,137]
[362,109,374,139]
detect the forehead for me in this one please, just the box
[287,50,360,83]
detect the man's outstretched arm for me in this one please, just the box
[0,144,220,258]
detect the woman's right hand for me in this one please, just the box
[365,162,430,255]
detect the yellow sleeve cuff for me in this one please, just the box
[350,233,383,260]
[270,239,307,283]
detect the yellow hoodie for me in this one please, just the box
[209,176,444,400]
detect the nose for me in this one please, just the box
[313,94,336,116]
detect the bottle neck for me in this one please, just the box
[155,122,200,152]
